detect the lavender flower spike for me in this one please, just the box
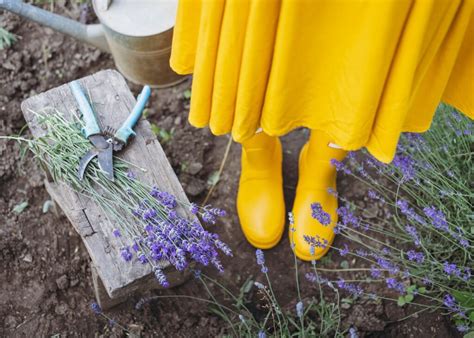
[154,267,170,287]
[112,228,121,238]
[256,249,268,273]
[330,158,351,174]
[256,249,265,266]
[311,202,331,225]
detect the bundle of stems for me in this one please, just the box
[5,110,232,286]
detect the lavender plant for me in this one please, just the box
[305,104,473,333]
[134,239,344,337]
[185,214,343,337]
[5,110,232,286]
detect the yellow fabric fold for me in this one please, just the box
[170,0,474,163]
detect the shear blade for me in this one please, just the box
[97,145,114,181]
[77,148,99,180]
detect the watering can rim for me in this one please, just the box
[92,0,178,38]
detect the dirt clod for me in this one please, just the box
[56,275,69,290]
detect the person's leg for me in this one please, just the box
[237,131,285,249]
[291,129,347,260]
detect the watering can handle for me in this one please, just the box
[115,86,151,144]
[0,0,110,52]
[69,81,102,138]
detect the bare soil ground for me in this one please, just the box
[0,4,459,337]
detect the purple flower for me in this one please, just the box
[355,249,368,257]
[406,250,424,263]
[375,256,399,275]
[120,247,133,262]
[305,272,317,283]
[167,210,177,219]
[397,200,425,224]
[258,331,266,338]
[209,207,227,217]
[333,223,343,234]
[138,253,148,264]
[132,241,140,252]
[193,269,201,279]
[339,243,349,256]
[392,154,416,181]
[421,277,433,285]
[305,272,328,284]
[355,164,370,179]
[368,190,377,200]
[202,211,216,224]
[256,249,265,266]
[365,156,384,174]
[405,225,421,246]
[336,278,363,296]
[143,208,157,220]
[462,268,471,281]
[296,301,304,317]
[122,186,232,275]
[311,202,331,225]
[443,293,459,311]
[256,249,268,273]
[303,235,328,249]
[327,187,338,197]
[126,170,136,179]
[368,190,385,203]
[154,267,169,287]
[337,206,359,227]
[443,262,461,278]
[150,188,177,209]
[189,203,199,214]
[370,265,381,278]
[423,206,448,232]
[91,302,102,314]
[459,238,469,248]
[211,256,224,273]
[112,228,121,238]
[385,278,405,294]
[330,158,351,174]
[456,325,469,332]
[215,239,233,256]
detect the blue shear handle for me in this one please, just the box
[69,81,101,138]
[115,85,151,144]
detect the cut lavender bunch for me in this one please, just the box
[12,111,232,286]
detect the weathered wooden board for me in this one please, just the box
[21,69,192,299]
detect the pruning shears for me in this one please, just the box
[70,80,151,181]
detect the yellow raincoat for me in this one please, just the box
[170,0,474,163]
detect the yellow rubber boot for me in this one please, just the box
[291,130,347,261]
[237,132,285,249]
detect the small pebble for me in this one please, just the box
[187,162,203,175]
[22,253,33,263]
[56,275,69,290]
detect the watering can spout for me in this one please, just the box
[0,0,110,52]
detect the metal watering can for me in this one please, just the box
[0,0,184,88]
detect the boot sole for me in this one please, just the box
[243,225,285,249]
